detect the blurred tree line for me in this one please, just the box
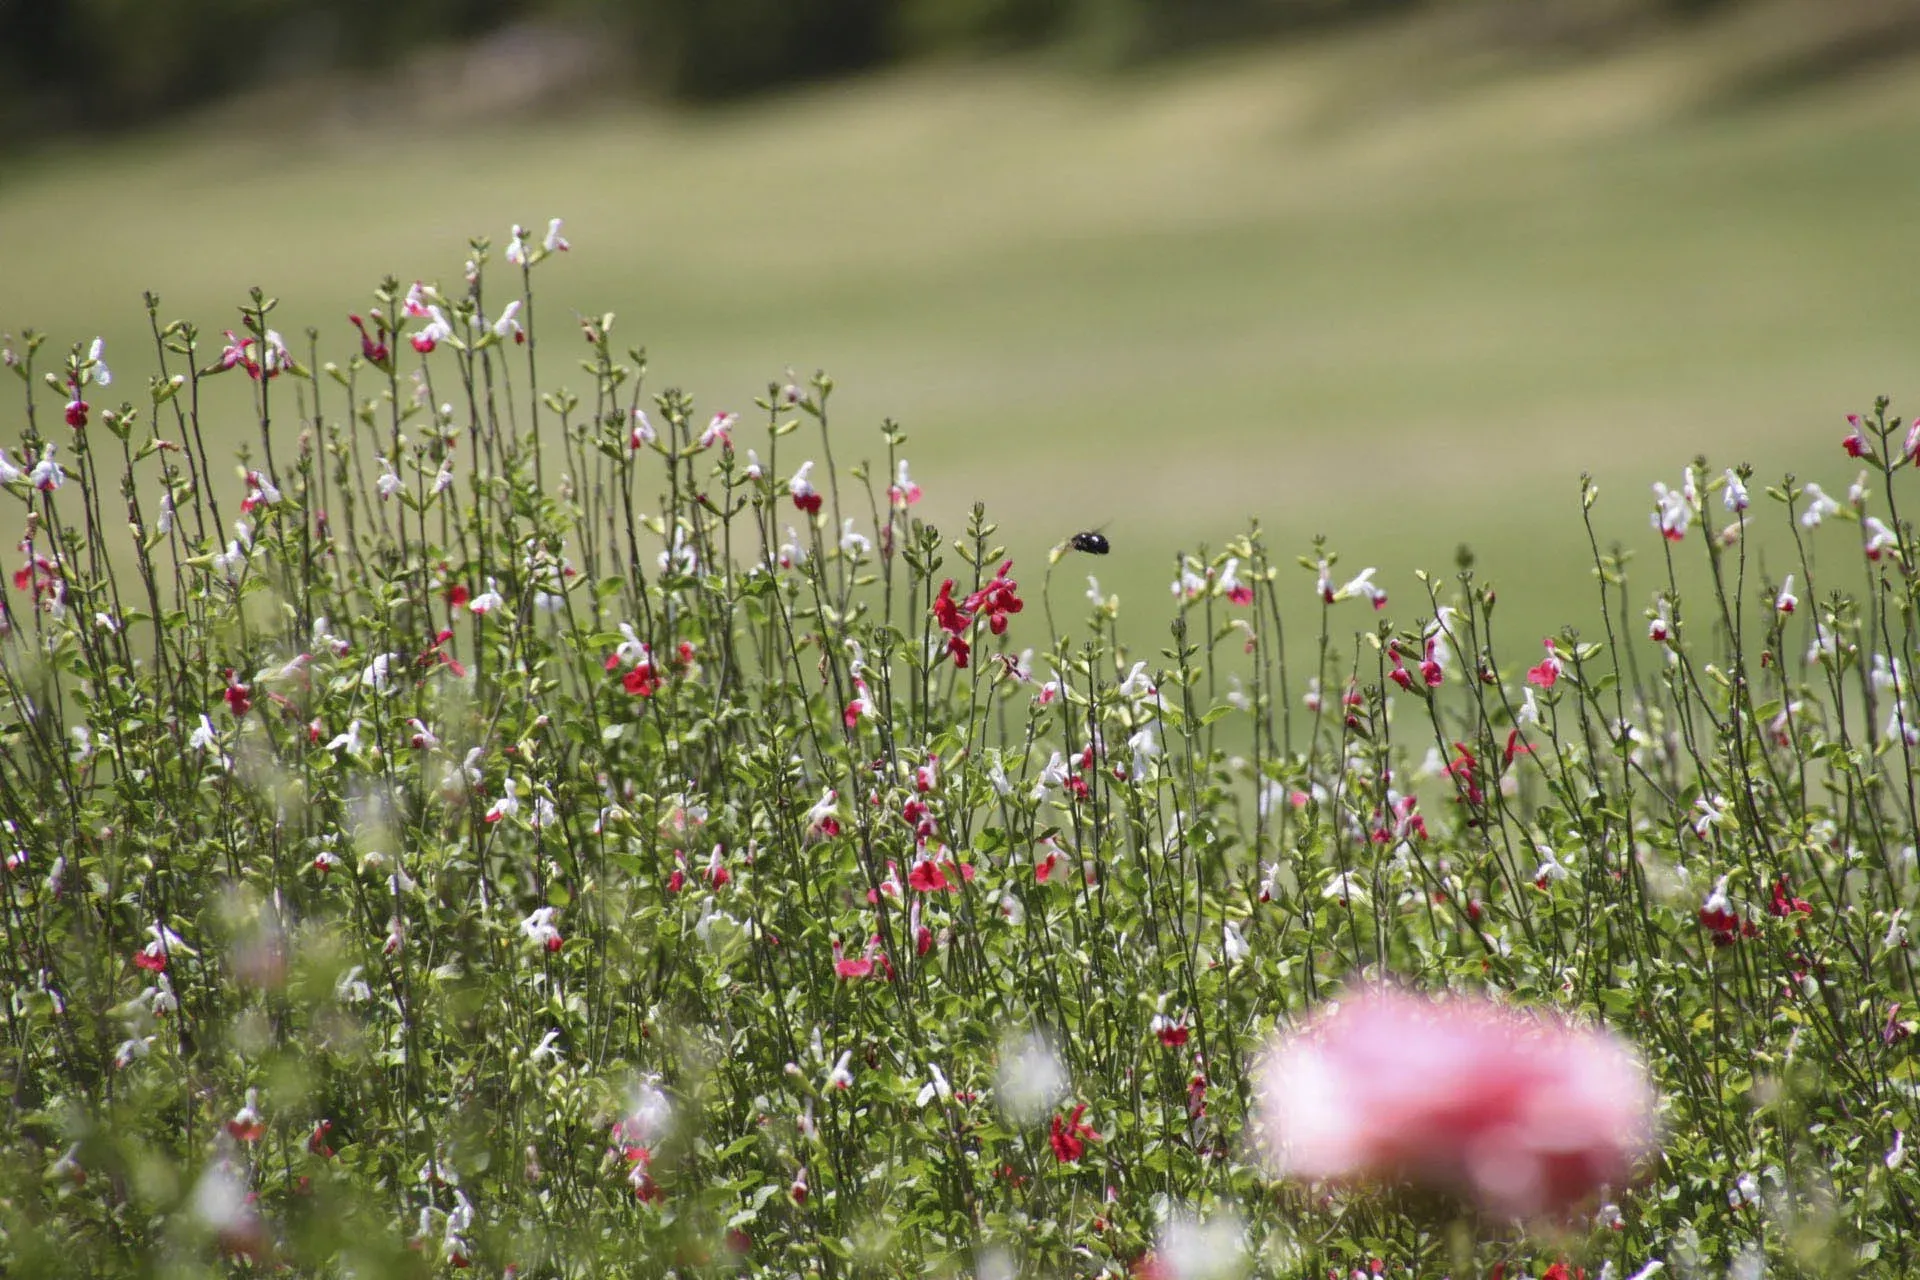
[0,0,1740,131]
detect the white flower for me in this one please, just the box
[1721,468,1748,512]
[542,217,569,253]
[362,652,395,692]
[1865,515,1899,560]
[30,446,64,492]
[698,412,736,450]
[1776,574,1797,614]
[87,337,112,386]
[1533,846,1570,885]
[839,518,871,560]
[0,446,22,485]
[1171,562,1207,601]
[521,907,561,950]
[189,714,219,753]
[1889,1129,1907,1170]
[485,778,520,824]
[504,224,529,266]
[826,1051,854,1091]
[432,461,454,494]
[376,456,402,500]
[916,1063,953,1108]
[1692,793,1730,838]
[1651,480,1691,540]
[1800,482,1841,527]
[1221,921,1250,964]
[1127,724,1161,781]
[1336,567,1386,609]
[468,578,505,615]
[630,409,656,450]
[325,720,363,755]
[1116,661,1156,700]
[1729,1170,1761,1208]
[491,300,523,341]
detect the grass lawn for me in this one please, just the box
[4,4,1918,649]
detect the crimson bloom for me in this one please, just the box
[1049,1103,1100,1163]
[964,560,1024,636]
[1254,988,1654,1217]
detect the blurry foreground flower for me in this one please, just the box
[1254,988,1654,1217]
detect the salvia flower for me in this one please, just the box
[1254,988,1655,1216]
[30,446,64,492]
[699,412,736,451]
[1048,1103,1100,1163]
[1217,557,1254,605]
[227,1088,266,1142]
[411,306,454,354]
[1800,482,1841,527]
[1337,567,1387,610]
[1527,638,1562,689]
[521,906,564,952]
[789,460,822,514]
[889,459,921,507]
[1843,413,1873,459]
[1650,480,1691,541]
[491,300,525,343]
[1776,574,1797,614]
[1721,468,1748,512]
[1865,516,1898,561]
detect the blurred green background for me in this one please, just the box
[4,0,1919,653]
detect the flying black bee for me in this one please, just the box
[1068,530,1110,555]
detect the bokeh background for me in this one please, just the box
[5,0,1919,649]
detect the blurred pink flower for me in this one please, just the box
[1254,988,1654,1217]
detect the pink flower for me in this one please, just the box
[1527,639,1562,689]
[699,413,736,451]
[1844,414,1872,459]
[1254,988,1654,1217]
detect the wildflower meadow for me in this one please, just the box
[4,225,1920,1279]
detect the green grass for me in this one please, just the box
[5,7,1919,643]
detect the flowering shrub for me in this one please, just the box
[1,230,1919,1278]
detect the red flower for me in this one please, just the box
[964,560,1024,636]
[1049,1103,1099,1163]
[1768,874,1812,918]
[623,661,662,696]
[65,398,89,429]
[223,676,252,718]
[908,858,950,893]
[1844,414,1871,458]
[349,314,390,366]
[447,582,470,609]
[1526,638,1561,689]
[308,1120,336,1158]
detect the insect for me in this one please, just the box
[1068,530,1110,555]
